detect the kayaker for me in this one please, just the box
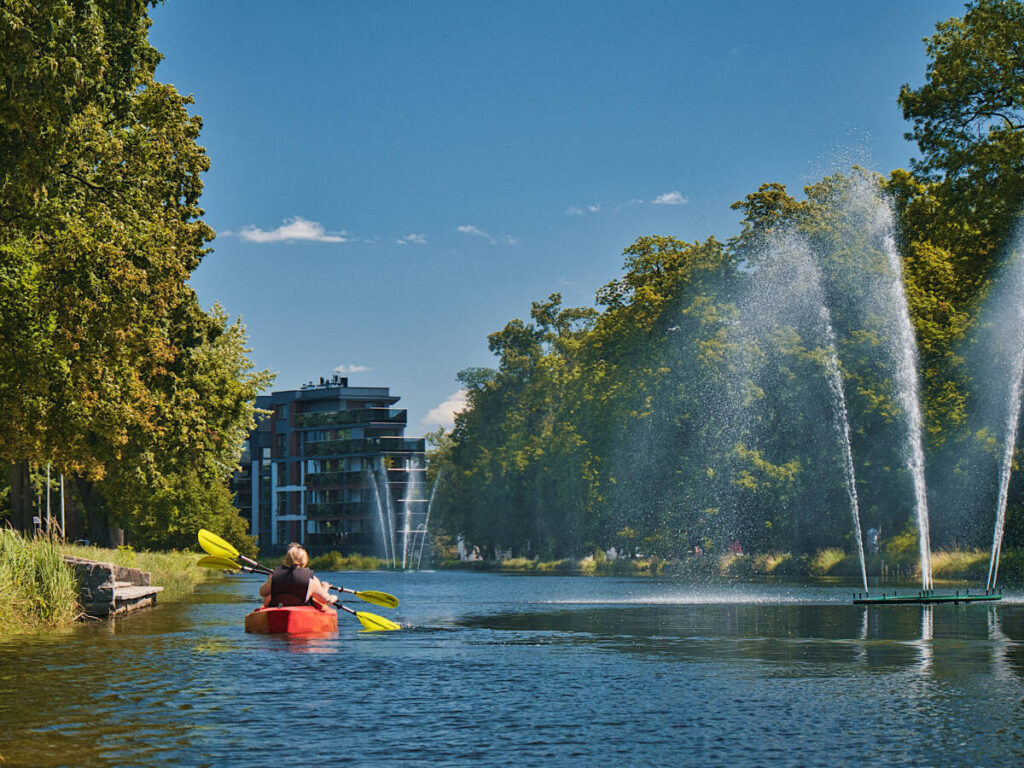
[259,543,338,608]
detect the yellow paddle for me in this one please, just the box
[197,554,248,571]
[196,529,401,610]
[336,602,402,632]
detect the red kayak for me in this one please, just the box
[244,605,338,634]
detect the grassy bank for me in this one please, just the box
[437,547,1024,584]
[307,551,385,571]
[0,529,79,634]
[60,543,216,602]
[0,530,221,636]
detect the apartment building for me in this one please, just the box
[231,374,427,557]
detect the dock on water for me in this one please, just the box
[852,589,1001,606]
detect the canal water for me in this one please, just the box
[2,571,1024,766]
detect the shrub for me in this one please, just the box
[884,525,920,565]
[308,551,384,571]
[931,549,988,579]
[810,548,846,576]
[498,557,538,571]
[992,549,1024,584]
[720,553,754,578]
[754,552,793,575]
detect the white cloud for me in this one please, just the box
[423,390,468,428]
[239,216,349,243]
[652,190,687,206]
[566,203,602,216]
[456,225,515,245]
[333,364,373,375]
[397,233,428,246]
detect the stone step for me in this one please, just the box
[114,585,164,600]
[63,556,162,618]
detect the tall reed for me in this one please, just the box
[0,529,80,633]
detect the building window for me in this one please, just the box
[278,404,289,420]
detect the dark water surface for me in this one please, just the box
[2,572,1024,766]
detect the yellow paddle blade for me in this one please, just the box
[198,528,240,559]
[197,555,242,571]
[355,590,400,609]
[355,611,402,632]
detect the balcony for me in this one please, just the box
[383,468,428,485]
[304,436,426,457]
[294,408,407,429]
[304,531,376,549]
[306,501,369,517]
[305,470,367,488]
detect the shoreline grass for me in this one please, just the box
[0,529,79,634]
[436,547,1024,584]
[0,530,222,636]
[308,551,385,571]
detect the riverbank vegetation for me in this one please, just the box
[307,551,386,571]
[0,530,79,634]
[438,546,1024,585]
[429,1,1024,571]
[60,543,217,602]
[0,528,220,636]
[0,1,270,551]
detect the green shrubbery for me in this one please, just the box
[307,551,384,571]
[435,545,1024,585]
[931,549,990,579]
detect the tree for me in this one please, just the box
[899,0,1024,267]
[0,1,271,548]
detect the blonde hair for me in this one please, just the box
[283,543,309,567]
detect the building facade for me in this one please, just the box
[231,375,428,559]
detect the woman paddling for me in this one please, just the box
[259,543,337,608]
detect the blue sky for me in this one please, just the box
[148,0,967,432]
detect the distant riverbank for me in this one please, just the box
[436,547,1024,585]
[0,530,217,636]
[7,532,1019,637]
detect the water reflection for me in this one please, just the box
[458,602,1024,681]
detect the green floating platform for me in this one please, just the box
[853,589,1001,605]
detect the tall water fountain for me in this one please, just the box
[980,243,1024,590]
[820,305,868,593]
[732,227,869,591]
[875,203,933,591]
[822,179,935,592]
[806,177,1024,596]
[371,464,393,565]
[371,457,434,569]
[725,177,943,594]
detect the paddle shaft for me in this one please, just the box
[235,561,364,599]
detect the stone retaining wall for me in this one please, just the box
[62,556,162,618]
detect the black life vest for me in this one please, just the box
[269,565,314,606]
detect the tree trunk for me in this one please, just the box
[8,461,33,532]
[72,477,124,548]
